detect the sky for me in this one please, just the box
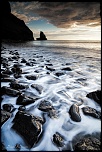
[9,1,101,41]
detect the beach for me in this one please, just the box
[1,40,101,151]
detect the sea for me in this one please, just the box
[1,40,101,151]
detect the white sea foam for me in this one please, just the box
[1,41,101,151]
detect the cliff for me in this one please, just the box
[36,31,47,40]
[1,0,34,42]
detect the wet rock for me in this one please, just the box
[82,106,101,119]
[69,104,81,122]
[61,67,72,71]
[10,81,27,90]
[46,66,55,71]
[8,57,13,61]
[14,73,22,78]
[2,68,13,75]
[53,132,64,147]
[1,77,15,82]
[55,71,65,77]
[1,86,21,97]
[1,109,11,126]
[86,90,101,105]
[2,104,14,112]
[11,64,22,74]
[38,100,56,118]
[12,111,42,148]
[26,75,38,80]
[26,62,33,66]
[21,58,27,63]
[15,144,21,151]
[31,84,43,94]
[12,56,19,60]
[1,142,7,151]
[45,63,53,66]
[74,136,101,150]
[18,105,26,111]
[38,100,53,112]
[16,94,36,106]
[1,72,9,78]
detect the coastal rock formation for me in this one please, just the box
[1,0,34,41]
[82,106,101,119]
[53,132,65,147]
[12,111,43,148]
[69,104,81,122]
[74,136,101,150]
[86,90,101,105]
[36,31,47,40]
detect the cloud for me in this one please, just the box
[10,2,101,28]
[12,10,41,23]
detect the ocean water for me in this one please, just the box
[1,40,101,151]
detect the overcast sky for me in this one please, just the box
[10,2,101,40]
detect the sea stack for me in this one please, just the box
[36,31,47,40]
[1,0,34,42]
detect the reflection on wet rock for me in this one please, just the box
[61,67,72,71]
[16,94,36,106]
[38,100,57,118]
[86,90,101,105]
[1,86,21,97]
[82,106,101,119]
[53,132,64,147]
[12,111,43,148]
[69,104,81,122]
[55,71,65,77]
[74,136,101,150]
[26,75,38,80]
[1,109,11,126]
[15,143,21,151]
[10,81,28,90]
[31,84,43,94]
[2,104,15,112]
[46,66,55,71]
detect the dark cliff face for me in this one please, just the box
[1,0,34,42]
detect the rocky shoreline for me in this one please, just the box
[1,45,101,151]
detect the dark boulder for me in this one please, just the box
[53,132,64,147]
[36,31,47,40]
[55,72,65,77]
[1,109,11,126]
[38,100,56,118]
[15,144,21,151]
[16,94,37,106]
[46,66,55,71]
[1,1,34,41]
[82,106,101,119]
[74,136,101,150]
[61,67,72,71]
[31,84,43,94]
[1,77,15,82]
[10,81,28,90]
[21,58,27,63]
[26,75,38,80]
[1,142,7,151]
[86,90,101,105]
[2,104,14,112]
[2,68,13,75]
[18,105,26,111]
[12,111,43,148]
[69,104,81,122]
[1,86,21,97]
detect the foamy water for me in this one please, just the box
[1,40,101,151]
